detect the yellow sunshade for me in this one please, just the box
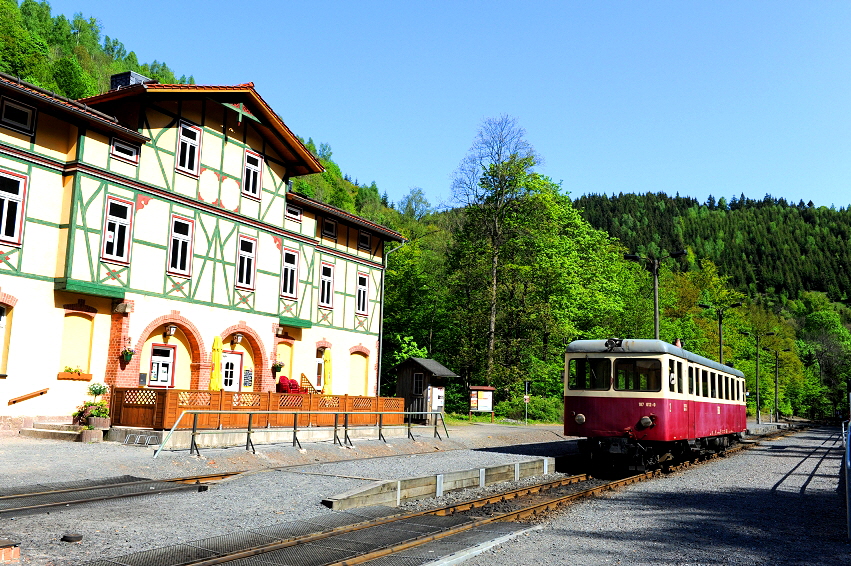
[322,349,332,395]
[209,336,223,391]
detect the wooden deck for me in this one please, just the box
[110,388,405,430]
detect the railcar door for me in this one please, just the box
[687,365,696,438]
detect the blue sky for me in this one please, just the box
[47,1,850,209]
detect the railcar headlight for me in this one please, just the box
[574,413,586,425]
[639,416,654,428]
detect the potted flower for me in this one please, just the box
[120,347,135,362]
[72,383,111,429]
[271,361,284,374]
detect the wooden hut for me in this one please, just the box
[394,358,458,423]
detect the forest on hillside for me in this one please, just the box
[0,0,192,99]
[2,1,849,421]
[574,192,851,302]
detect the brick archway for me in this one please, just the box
[113,312,210,389]
[349,344,370,357]
[220,322,271,392]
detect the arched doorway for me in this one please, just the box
[219,323,269,392]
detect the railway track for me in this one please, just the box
[86,439,765,566]
[0,472,240,516]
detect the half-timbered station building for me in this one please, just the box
[0,71,403,425]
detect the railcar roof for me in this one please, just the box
[566,339,745,378]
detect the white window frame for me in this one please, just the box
[358,231,371,251]
[167,215,194,277]
[285,204,302,222]
[0,98,36,135]
[242,150,263,199]
[356,272,369,315]
[319,262,334,309]
[322,218,337,240]
[0,169,27,247]
[235,235,257,290]
[281,247,299,299]
[176,121,202,177]
[110,138,140,165]
[100,196,134,264]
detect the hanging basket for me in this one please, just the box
[121,351,133,362]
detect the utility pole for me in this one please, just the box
[741,330,774,424]
[624,250,686,340]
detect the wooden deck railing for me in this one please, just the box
[110,388,405,430]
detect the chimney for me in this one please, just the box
[110,71,155,91]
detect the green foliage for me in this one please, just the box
[73,400,109,419]
[1,1,187,98]
[494,396,563,422]
[87,382,109,400]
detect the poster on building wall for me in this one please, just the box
[243,369,253,388]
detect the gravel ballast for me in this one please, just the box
[462,425,848,565]
[0,423,571,565]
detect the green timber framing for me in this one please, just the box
[0,79,404,339]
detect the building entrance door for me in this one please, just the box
[222,351,243,392]
[150,345,175,387]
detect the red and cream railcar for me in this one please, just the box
[564,339,747,470]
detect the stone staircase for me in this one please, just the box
[19,422,102,442]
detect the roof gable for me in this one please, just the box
[80,83,322,177]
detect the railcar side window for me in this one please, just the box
[710,372,717,398]
[668,360,676,392]
[677,362,683,394]
[724,375,730,400]
[701,370,708,397]
[614,359,661,391]
[568,358,611,390]
[688,367,694,395]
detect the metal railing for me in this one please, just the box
[846,422,850,539]
[153,410,449,458]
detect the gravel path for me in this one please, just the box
[0,423,570,565]
[463,426,848,566]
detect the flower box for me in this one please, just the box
[79,429,103,443]
[88,417,110,429]
[57,372,92,382]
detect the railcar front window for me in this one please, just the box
[614,359,661,391]
[568,358,611,390]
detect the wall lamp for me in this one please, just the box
[164,325,178,337]
[231,333,244,346]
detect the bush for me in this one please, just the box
[494,396,563,423]
[73,400,109,420]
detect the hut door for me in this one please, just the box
[222,351,243,392]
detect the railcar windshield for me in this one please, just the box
[614,358,662,391]
[567,358,611,390]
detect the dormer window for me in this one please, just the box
[110,138,140,165]
[321,218,337,240]
[285,204,302,222]
[358,231,371,251]
[0,98,35,135]
[176,121,201,177]
[242,150,262,199]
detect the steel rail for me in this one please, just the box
[0,472,240,501]
[0,484,207,515]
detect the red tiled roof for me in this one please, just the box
[287,192,405,242]
[0,72,148,142]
